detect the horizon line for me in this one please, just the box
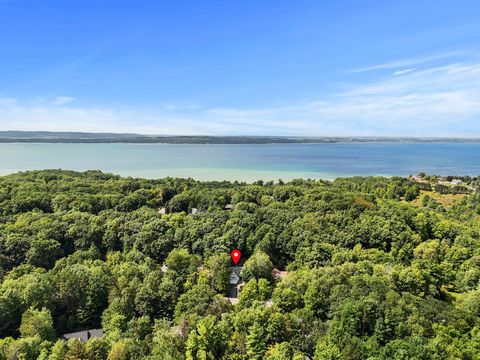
[2,130,480,140]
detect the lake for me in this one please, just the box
[0,143,479,181]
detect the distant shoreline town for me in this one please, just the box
[1,131,480,144]
[411,173,478,193]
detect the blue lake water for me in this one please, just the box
[0,143,479,181]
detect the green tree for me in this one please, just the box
[149,319,184,360]
[26,239,62,269]
[20,307,55,341]
[265,342,302,360]
[186,316,228,360]
[174,284,215,321]
[206,253,231,294]
[238,278,271,308]
[165,249,200,282]
[246,321,268,360]
[241,251,273,281]
[85,338,110,360]
[313,341,341,360]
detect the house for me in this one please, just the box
[62,329,103,342]
[224,204,234,211]
[158,207,166,215]
[451,179,462,185]
[191,208,199,214]
[227,266,243,299]
[438,181,452,186]
[412,176,428,184]
[230,270,240,285]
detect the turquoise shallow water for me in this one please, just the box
[0,143,479,181]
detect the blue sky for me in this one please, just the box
[1,0,480,136]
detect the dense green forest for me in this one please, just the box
[0,170,479,359]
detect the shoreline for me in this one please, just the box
[2,140,480,145]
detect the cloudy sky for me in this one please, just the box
[1,0,480,136]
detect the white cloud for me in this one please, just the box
[1,61,480,136]
[392,68,415,76]
[350,50,467,73]
[350,50,468,73]
[51,96,75,106]
[0,98,18,107]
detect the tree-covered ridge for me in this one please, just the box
[0,170,479,359]
[2,131,480,143]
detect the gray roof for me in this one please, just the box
[62,329,103,342]
[229,266,243,285]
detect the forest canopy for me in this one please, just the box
[0,170,479,359]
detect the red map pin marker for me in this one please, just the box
[231,249,241,265]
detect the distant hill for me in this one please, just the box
[0,131,479,144]
[0,131,140,139]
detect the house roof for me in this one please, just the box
[62,329,103,342]
[230,272,240,284]
[229,266,243,284]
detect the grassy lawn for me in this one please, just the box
[411,190,467,209]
